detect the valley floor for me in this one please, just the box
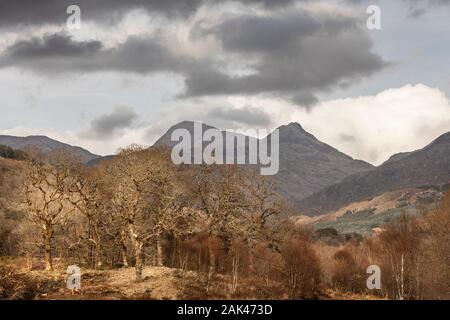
[0,261,383,300]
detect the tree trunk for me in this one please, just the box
[120,229,128,267]
[231,252,239,296]
[44,226,53,271]
[247,240,254,273]
[206,239,216,293]
[209,240,216,275]
[95,244,102,269]
[121,248,128,267]
[156,234,164,267]
[400,254,404,300]
[128,222,144,282]
[88,225,94,268]
[94,225,103,269]
[135,244,143,282]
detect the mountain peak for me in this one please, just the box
[287,122,305,130]
[166,121,217,133]
[279,122,306,132]
[277,122,319,145]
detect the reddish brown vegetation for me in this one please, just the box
[0,149,448,300]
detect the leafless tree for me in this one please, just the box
[185,165,248,292]
[106,146,189,281]
[420,191,450,299]
[379,214,421,299]
[279,235,322,299]
[67,164,109,269]
[22,151,75,271]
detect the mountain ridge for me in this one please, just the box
[297,131,450,216]
[154,121,374,202]
[0,135,100,163]
[6,123,448,213]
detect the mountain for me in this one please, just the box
[274,123,373,201]
[153,121,218,148]
[381,151,412,165]
[154,121,374,202]
[0,135,100,163]
[297,132,450,216]
[86,155,115,166]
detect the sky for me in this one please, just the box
[0,0,449,165]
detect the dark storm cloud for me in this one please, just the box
[0,0,204,28]
[239,0,297,7]
[80,106,138,140]
[291,92,319,109]
[0,33,195,74]
[0,0,301,28]
[207,106,272,127]
[5,33,103,59]
[0,0,448,29]
[0,8,388,107]
[210,11,321,54]
[183,10,388,103]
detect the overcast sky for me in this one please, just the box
[0,0,449,165]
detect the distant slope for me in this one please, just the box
[297,132,450,216]
[274,123,373,201]
[0,157,23,211]
[86,155,115,166]
[293,187,446,235]
[154,121,374,202]
[0,135,100,163]
[381,151,412,165]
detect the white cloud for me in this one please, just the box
[303,84,450,164]
[227,84,450,165]
[127,83,450,166]
[2,84,449,165]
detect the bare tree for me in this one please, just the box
[107,146,188,281]
[239,171,283,270]
[420,191,450,299]
[22,152,75,271]
[379,214,421,299]
[331,248,364,293]
[280,234,322,299]
[67,164,109,269]
[185,165,248,292]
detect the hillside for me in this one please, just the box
[0,157,24,224]
[154,121,374,202]
[294,187,445,235]
[297,132,450,216]
[0,135,100,163]
[274,123,373,201]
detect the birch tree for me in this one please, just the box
[379,214,421,299]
